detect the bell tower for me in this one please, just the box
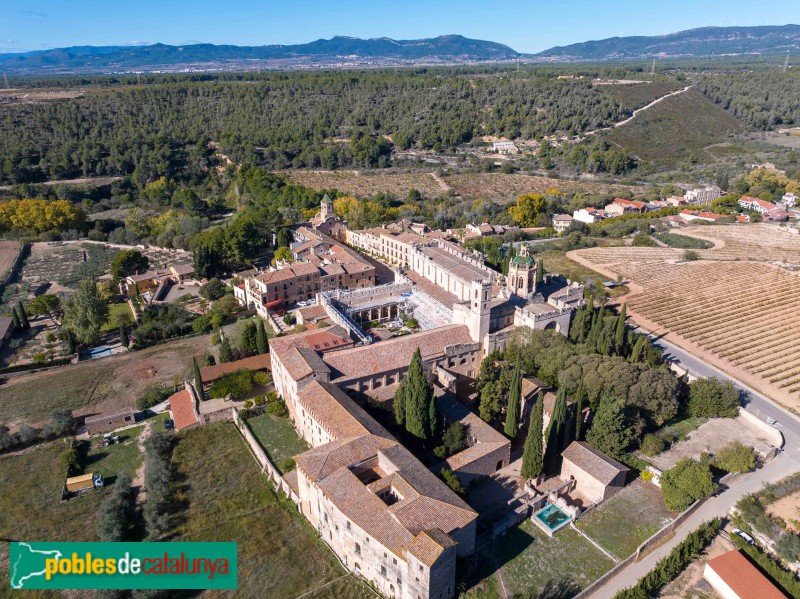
[320,194,333,221]
[507,244,536,299]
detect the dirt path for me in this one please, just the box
[0,176,122,190]
[585,85,693,136]
[133,420,153,504]
[429,172,452,193]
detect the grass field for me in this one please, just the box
[605,89,744,168]
[443,173,646,203]
[83,425,144,482]
[464,520,614,598]
[0,442,107,591]
[576,479,674,559]
[169,422,372,599]
[0,334,210,427]
[246,413,309,472]
[101,301,133,332]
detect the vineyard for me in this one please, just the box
[571,224,800,409]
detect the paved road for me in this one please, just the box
[589,328,800,598]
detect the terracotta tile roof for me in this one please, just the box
[269,327,349,380]
[255,261,320,285]
[168,389,198,431]
[705,549,786,599]
[406,529,456,567]
[322,325,474,381]
[561,441,628,485]
[613,198,646,209]
[297,381,389,440]
[304,330,354,352]
[170,263,195,276]
[199,354,270,383]
[552,214,573,222]
[437,392,509,471]
[418,245,492,283]
[295,434,396,482]
[297,304,327,320]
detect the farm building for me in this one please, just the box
[84,409,137,435]
[703,549,785,599]
[552,214,573,234]
[604,198,647,216]
[559,442,628,505]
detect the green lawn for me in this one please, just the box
[82,425,144,482]
[463,520,614,598]
[0,442,109,592]
[657,415,707,443]
[247,413,310,472]
[168,422,372,599]
[576,479,675,559]
[101,301,133,332]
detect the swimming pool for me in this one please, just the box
[87,346,112,359]
[532,503,572,536]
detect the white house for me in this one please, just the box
[738,196,777,214]
[572,208,610,224]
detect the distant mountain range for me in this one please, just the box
[0,35,519,74]
[535,25,800,60]
[1,26,798,74]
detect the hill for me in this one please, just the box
[536,25,800,60]
[0,35,518,74]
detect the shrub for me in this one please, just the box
[209,370,253,399]
[405,317,419,328]
[61,442,80,475]
[266,400,287,417]
[253,395,267,407]
[683,250,700,261]
[279,458,296,473]
[282,313,295,326]
[96,472,134,542]
[199,278,227,301]
[632,232,657,247]
[640,433,666,457]
[442,422,468,456]
[434,445,447,459]
[253,371,271,386]
[266,391,278,403]
[640,470,654,483]
[440,468,466,496]
[143,433,174,540]
[661,458,717,512]
[242,399,254,410]
[688,378,740,418]
[715,441,756,473]
[137,384,171,411]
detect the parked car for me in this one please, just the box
[164,419,175,430]
[732,528,755,544]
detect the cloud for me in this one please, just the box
[125,41,151,46]
[0,39,20,45]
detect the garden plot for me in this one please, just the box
[1,241,191,311]
[647,414,775,472]
[571,225,800,410]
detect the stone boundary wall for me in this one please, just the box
[575,497,706,598]
[739,406,784,451]
[232,408,300,505]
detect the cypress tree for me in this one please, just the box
[193,357,205,401]
[119,324,129,348]
[16,301,30,329]
[256,320,268,355]
[64,329,75,355]
[394,384,406,426]
[614,303,627,356]
[630,335,646,363]
[521,391,544,479]
[11,308,21,330]
[403,348,436,440]
[575,389,584,442]
[241,321,258,356]
[536,259,544,284]
[504,359,522,438]
[219,337,233,363]
[545,387,567,464]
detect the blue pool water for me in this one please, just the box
[87,346,112,359]
[534,504,571,530]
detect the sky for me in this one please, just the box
[2,0,799,54]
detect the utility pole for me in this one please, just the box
[650,58,656,76]
[784,52,790,72]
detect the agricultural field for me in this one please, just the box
[570,224,800,410]
[280,169,444,198]
[0,334,210,428]
[0,240,22,280]
[169,421,372,599]
[463,519,614,598]
[605,89,744,168]
[442,173,646,203]
[0,241,191,312]
[576,479,674,559]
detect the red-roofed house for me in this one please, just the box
[681,210,725,223]
[169,388,199,431]
[703,549,786,599]
[765,208,789,222]
[604,198,647,216]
